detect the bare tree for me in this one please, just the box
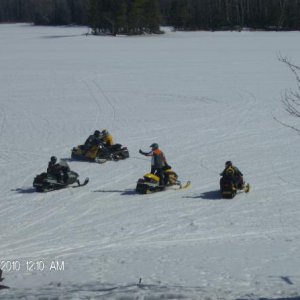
[276,55,300,133]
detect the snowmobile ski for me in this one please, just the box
[180,181,191,189]
[73,177,89,188]
[95,158,107,164]
[236,183,250,195]
[168,181,191,190]
[243,183,250,193]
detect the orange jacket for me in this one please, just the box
[151,149,167,168]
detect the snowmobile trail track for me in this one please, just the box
[93,80,117,128]
[82,79,103,129]
[0,105,7,138]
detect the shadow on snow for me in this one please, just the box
[183,190,223,200]
[11,188,36,194]
[40,34,86,39]
[93,189,136,196]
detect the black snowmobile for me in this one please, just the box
[0,269,9,290]
[71,143,129,163]
[33,160,89,192]
[136,167,190,194]
[220,169,250,199]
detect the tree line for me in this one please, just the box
[161,0,300,31]
[89,0,161,35]
[0,0,88,25]
[1,0,300,33]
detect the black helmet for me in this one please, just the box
[150,143,159,150]
[102,129,108,137]
[51,156,57,163]
[225,160,232,167]
[94,130,100,137]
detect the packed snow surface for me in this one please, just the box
[1,24,300,299]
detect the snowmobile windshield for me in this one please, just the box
[58,160,69,168]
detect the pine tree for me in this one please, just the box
[143,0,161,33]
[115,0,128,35]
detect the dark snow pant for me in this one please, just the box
[151,167,164,186]
[220,175,243,190]
[235,175,244,189]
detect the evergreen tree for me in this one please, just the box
[88,0,98,33]
[115,0,128,34]
[143,0,161,33]
[127,0,145,34]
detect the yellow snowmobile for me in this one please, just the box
[136,167,190,194]
[71,144,129,163]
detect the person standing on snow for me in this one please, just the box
[139,143,168,187]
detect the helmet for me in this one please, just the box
[94,130,100,137]
[102,129,108,137]
[225,160,232,167]
[50,156,57,163]
[150,143,159,150]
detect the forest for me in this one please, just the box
[1,0,300,34]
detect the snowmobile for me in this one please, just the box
[136,167,190,194]
[33,160,89,192]
[71,143,129,163]
[220,170,250,199]
[0,269,9,290]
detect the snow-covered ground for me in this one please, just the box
[1,24,300,299]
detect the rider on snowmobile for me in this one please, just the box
[220,161,244,189]
[100,129,114,147]
[139,143,169,187]
[84,130,103,150]
[47,156,70,183]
